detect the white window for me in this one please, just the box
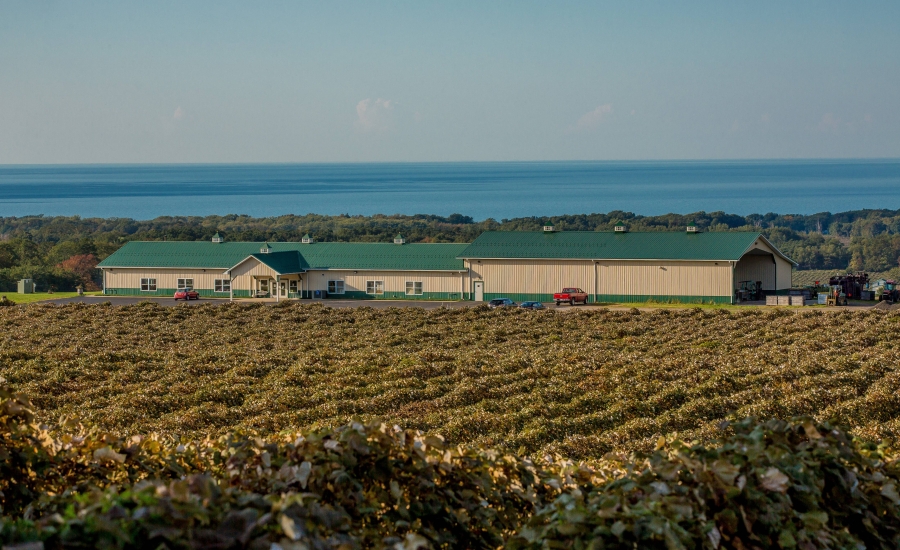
[214,279,231,292]
[328,280,345,294]
[177,278,194,289]
[140,278,157,291]
[406,281,423,295]
[289,280,298,293]
[259,280,269,293]
[366,280,384,295]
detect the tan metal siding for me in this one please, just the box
[597,261,732,297]
[775,255,793,290]
[305,270,464,294]
[475,260,595,295]
[104,268,229,290]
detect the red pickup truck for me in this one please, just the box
[554,288,589,306]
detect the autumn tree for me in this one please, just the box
[57,253,100,290]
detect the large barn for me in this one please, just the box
[458,228,795,304]
[97,227,795,304]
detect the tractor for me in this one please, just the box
[876,280,898,303]
[735,280,763,302]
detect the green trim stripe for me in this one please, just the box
[481,292,730,305]
[104,288,465,301]
[324,291,464,301]
[593,294,731,305]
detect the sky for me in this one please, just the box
[1,1,899,163]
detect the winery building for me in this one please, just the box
[97,228,795,304]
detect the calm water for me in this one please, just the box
[0,160,898,220]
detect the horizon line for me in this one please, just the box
[2,157,900,167]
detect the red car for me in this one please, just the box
[174,287,200,301]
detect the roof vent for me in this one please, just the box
[613,221,627,233]
[686,222,699,233]
[394,233,406,245]
[211,232,223,243]
[301,234,314,244]
[543,224,556,233]
[260,242,272,254]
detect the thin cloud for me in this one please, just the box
[574,104,612,130]
[356,98,394,131]
[818,112,839,133]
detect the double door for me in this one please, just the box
[257,279,287,297]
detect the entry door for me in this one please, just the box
[279,282,287,297]
[474,281,484,302]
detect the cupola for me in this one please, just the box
[613,221,627,232]
[543,222,556,233]
[211,232,223,243]
[301,234,314,244]
[260,242,272,254]
[394,233,406,245]
[686,221,699,233]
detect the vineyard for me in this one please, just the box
[2,303,900,548]
[1,303,899,458]
[793,267,900,287]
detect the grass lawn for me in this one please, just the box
[0,291,102,304]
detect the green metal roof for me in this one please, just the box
[458,231,794,263]
[244,251,305,274]
[299,243,467,271]
[98,241,468,271]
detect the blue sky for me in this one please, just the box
[1,1,898,163]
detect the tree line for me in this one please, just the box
[2,209,900,291]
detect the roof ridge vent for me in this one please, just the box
[686,221,699,233]
[394,233,406,245]
[302,234,314,244]
[211,232,223,243]
[613,221,627,233]
[260,242,272,254]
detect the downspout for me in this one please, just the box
[464,261,469,300]
[730,261,735,305]
[228,270,233,302]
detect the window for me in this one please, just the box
[214,279,231,292]
[177,278,194,289]
[140,278,157,291]
[259,280,269,293]
[366,280,384,295]
[328,280,345,294]
[289,280,298,293]
[406,281,423,295]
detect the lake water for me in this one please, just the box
[0,160,898,220]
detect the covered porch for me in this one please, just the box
[226,250,308,301]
